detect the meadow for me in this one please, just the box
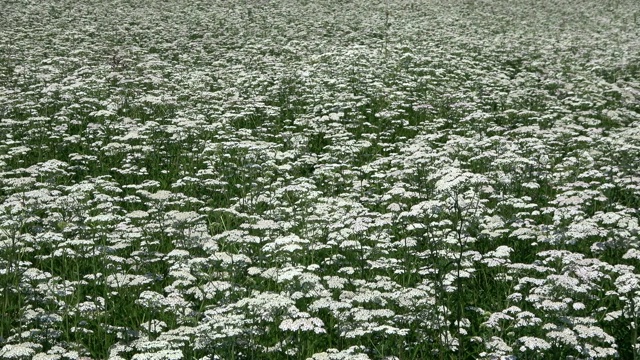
[1,0,640,358]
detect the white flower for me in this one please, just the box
[147,190,173,201]
[622,248,640,260]
[482,312,513,329]
[547,327,579,347]
[279,317,326,334]
[106,273,153,288]
[546,274,589,293]
[535,299,568,312]
[485,336,513,354]
[573,302,586,310]
[308,346,371,359]
[514,311,542,328]
[518,336,551,352]
[574,325,615,344]
[137,290,165,308]
[324,276,348,289]
[131,350,183,360]
[0,344,38,359]
[615,273,640,294]
[32,354,61,360]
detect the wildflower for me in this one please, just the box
[0,344,38,359]
[131,349,183,360]
[279,317,326,334]
[518,336,551,353]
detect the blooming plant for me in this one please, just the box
[1,0,639,359]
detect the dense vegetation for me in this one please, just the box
[1,0,639,358]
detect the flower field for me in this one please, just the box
[1,0,640,358]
